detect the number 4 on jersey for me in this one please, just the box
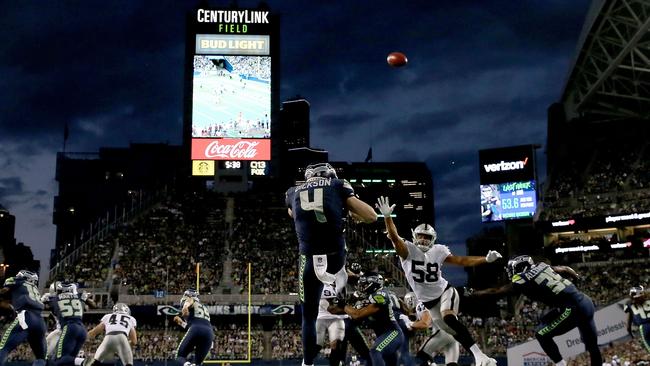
[300,189,327,223]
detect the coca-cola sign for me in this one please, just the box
[192,138,271,161]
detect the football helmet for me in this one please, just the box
[48,281,62,294]
[304,163,337,180]
[357,272,384,295]
[16,270,38,285]
[412,223,437,252]
[59,282,78,294]
[630,286,645,299]
[113,303,131,315]
[506,255,534,279]
[181,288,200,305]
[403,292,417,312]
[349,262,363,275]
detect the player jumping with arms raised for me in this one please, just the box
[376,196,500,366]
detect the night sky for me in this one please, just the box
[0,1,590,282]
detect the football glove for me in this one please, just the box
[376,196,395,217]
[485,250,503,263]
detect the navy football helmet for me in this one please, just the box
[630,286,645,299]
[16,270,38,285]
[506,255,534,279]
[357,272,384,295]
[304,163,337,180]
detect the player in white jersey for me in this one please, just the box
[86,303,137,366]
[376,196,501,366]
[316,283,347,366]
[403,292,459,366]
[41,281,62,359]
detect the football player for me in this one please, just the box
[386,289,414,366]
[173,289,215,366]
[0,270,47,366]
[316,283,346,366]
[470,255,602,366]
[338,272,404,366]
[86,303,137,366]
[51,283,88,366]
[41,281,62,359]
[624,285,650,353]
[402,292,460,366]
[286,162,377,366]
[376,196,499,366]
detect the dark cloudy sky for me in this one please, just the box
[0,0,590,282]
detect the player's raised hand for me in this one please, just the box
[376,196,395,217]
[485,250,503,263]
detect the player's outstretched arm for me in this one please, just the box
[444,250,502,267]
[470,283,514,297]
[347,196,377,223]
[343,303,380,321]
[376,196,408,259]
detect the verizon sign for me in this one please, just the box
[483,157,529,173]
[479,145,535,184]
[192,138,271,161]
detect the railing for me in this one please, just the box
[49,187,168,280]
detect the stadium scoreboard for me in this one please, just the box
[188,7,274,177]
[479,145,537,222]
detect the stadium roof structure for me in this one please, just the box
[562,0,650,121]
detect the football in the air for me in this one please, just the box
[387,52,408,67]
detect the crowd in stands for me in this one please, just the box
[570,338,649,365]
[541,140,650,222]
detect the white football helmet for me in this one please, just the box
[403,292,417,312]
[48,281,61,294]
[113,303,131,315]
[412,223,437,252]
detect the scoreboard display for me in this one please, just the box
[481,180,537,222]
[189,8,274,176]
[479,145,537,222]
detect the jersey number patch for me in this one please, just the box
[59,298,83,317]
[411,261,439,283]
[109,314,130,328]
[299,189,327,223]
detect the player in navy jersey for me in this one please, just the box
[173,289,214,366]
[286,163,377,366]
[625,286,650,353]
[334,272,404,366]
[470,255,602,366]
[386,289,414,366]
[51,283,88,366]
[0,270,47,366]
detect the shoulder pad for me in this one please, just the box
[511,274,526,285]
[3,277,15,287]
[371,291,387,304]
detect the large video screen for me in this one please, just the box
[481,180,537,222]
[192,55,271,139]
